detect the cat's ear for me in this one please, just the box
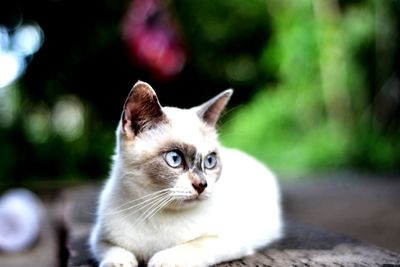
[121,81,165,139]
[197,89,233,126]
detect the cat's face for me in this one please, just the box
[117,81,232,210]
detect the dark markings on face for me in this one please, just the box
[160,142,197,169]
[194,153,203,172]
[139,140,222,187]
[144,156,179,187]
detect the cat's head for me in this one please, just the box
[116,81,232,209]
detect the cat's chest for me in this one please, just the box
[114,204,215,260]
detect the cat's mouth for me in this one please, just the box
[174,194,198,203]
[182,193,210,204]
[168,194,206,209]
[184,196,200,202]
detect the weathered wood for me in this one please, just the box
[218,222,400,267]
[63,185,400,267]
[62,185,99,267]
[0,196,60,267]
[1,178,398,266]
[282,174,400,253]
[68,221,400,267]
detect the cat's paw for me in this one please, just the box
[100,257,138,267]
[148,247,208,267]
[99,247,138,267]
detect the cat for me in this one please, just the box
[89,81,283,267]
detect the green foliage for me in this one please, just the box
[173,0,270,85]
[220,0,400,175]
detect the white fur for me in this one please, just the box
[90,104,283,267]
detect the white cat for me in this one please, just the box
[89,81,282,267]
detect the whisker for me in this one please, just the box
[111,188,171,210]
[101,190,171,216]
[122,193,171,219]
[144,197,174,221]
[116,192,171,215]
[138,195,171,219]
[134,195,173,226]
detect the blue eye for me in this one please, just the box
[164,150,183,168]
[204,153,217,169]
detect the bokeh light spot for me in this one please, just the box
[0,23,43,89]
[0,85,20,128]
[12,24,44,56]
[23,104,51,144]
[0,26,10,50]
[0,52,25,89]
[51,96,85,142]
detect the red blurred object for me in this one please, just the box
[122,0,186,79]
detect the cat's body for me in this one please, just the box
[90,81,282,267]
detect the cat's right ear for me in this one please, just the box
[121,81,165,139]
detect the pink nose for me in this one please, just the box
[192,181,207,195]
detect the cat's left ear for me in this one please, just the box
[196,89,233,126]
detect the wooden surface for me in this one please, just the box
[63,185,400,267]
[282,173,400,253]
[1,177,400,267]
[67,220,400,267]
[0,215,58,267]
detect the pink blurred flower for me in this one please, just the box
[122,0,186,79]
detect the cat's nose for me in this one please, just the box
[192,180,207,195]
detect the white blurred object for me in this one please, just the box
[0,189,43,252]
[0,51,25,88]
[0,23,44,89]
[12,24,44,56]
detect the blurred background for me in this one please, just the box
[1,0,400,263]
[0,0,399,186]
